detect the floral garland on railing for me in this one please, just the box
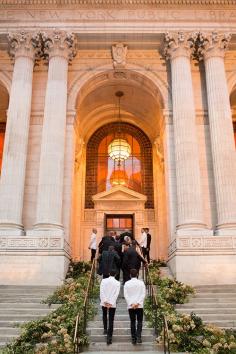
[144,262,236,354]
[1,261,99,354]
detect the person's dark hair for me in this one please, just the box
[131,240,137,247]
[130,269,138,278]
[110,270,117,277]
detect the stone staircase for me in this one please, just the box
[84,285,164,353]
[0,285,57,349]
[176,284,236,329]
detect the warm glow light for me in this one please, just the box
[110,169,128,186]
[108,138,131,162]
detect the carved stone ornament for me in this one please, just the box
[112,43,128,70]
[197,31,232,60]
[8,31,41,61]
[163,31,197,60]
[41,30,77,62]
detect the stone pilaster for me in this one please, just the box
[0,31,40,235]
[33,31,77,234]
[198,32,236,235]
[164,32,210,235]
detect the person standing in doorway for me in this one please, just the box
[124,268,146,344]
[88,228,97,262]
[100,270,121,345]
[139,228,147,259]
[146,228,152,264]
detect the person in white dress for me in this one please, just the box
[100,270,121,345]
[88,228,97,262]
[124,268,146,344]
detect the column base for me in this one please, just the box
[0,222,24,236]
[215,224,236,236]
[31,223,64,237]
[176,225,213,236]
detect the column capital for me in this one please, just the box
[198,31,231,61]
[42,30,77,62]
[8,31,41,61]
[163,31,196,60]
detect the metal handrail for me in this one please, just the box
[143,265,170,354]
[73,258,96,354]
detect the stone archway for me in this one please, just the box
[69,66,168,262]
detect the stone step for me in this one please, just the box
[197,314,236,320]
[90,334,154,343]
[0,320,26,327]
[185,297,236,303]
[0,286,57,291]
[203,319,236,328]
[88,321,149,328]
[0,303,58,309]
[86,343,159,352]
[0,309,53,315]
[193,291,236,299]
[0,314,47,321]
[0,327,20,335]
[177,308,236,314]
[0,334,18,343]
[0,298,48,303]
[87,328,154,336]
[195,285,236,290]
[176,303,236,308]
[95,314,130,321]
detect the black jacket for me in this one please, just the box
[98,250,120,276]
[98,236,115,254]
[147,233,151,249]
[122,247,145,272]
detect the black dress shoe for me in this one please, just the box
[103,329,107,335]
[132,338,137,345]
[137,337,142,344]
[107,337,112,345]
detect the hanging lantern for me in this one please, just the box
[108,91,131,162]
[110,168,128,186]
[108,138,131,162]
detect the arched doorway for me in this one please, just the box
[70,69,168,262]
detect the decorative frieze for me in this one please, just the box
[169,236,236,256]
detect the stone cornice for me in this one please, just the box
[0,0,235,6]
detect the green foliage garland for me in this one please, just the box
[144,262,236,354]
[1,262,99,354]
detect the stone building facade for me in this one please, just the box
[0,0,236,285]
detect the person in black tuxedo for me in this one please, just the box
[146,228,152,264]
[122,240,146,283]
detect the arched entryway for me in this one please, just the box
[70,68,168,262]
[0,82,9,174]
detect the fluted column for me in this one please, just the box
[164,32,210,235]
[33,31,77,234]
[199,32,236,234]
[0,32,40,235]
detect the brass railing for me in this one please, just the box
[143,265,170,354]
[73,258,96,354]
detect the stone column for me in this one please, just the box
[199,32,236,234]
[164,32,210,235]
[0,32,40,235]
[33,31,77,235]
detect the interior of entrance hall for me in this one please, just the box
[71,69,168,262]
